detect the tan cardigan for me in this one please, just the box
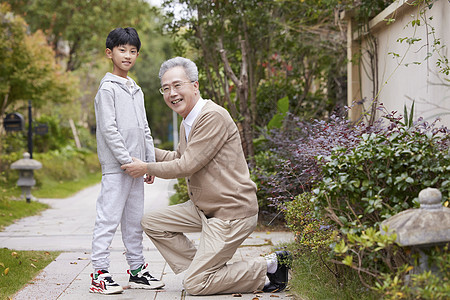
[147,100,258,220]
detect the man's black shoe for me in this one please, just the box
[263,281,286,293]
[263,250,292,293]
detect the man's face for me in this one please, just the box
[106,44,139,78]
[161,66,199,118]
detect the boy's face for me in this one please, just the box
[105,44,139,78]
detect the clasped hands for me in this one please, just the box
[121,157,154,184]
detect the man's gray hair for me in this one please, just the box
[159,57,198,83]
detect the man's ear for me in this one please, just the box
[105,48,113,58]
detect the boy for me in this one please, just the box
[90,27,164,294]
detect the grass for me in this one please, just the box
[288,246,380,300]
[0,200,48,231]
[33,171,102,199]
[0,248,60,299]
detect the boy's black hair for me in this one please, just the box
[106,27,141,52]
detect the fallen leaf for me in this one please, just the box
[11,252,18,257]
[30,258,38,262]
[4,267,9,275]
[232,293,242,297]
[77,257,88,260]
[70,262,78,264]
[45,252,50,255]
[0,262,5,268]
[270,295,280,298]
[30,263,37,268]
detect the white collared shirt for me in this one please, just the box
[183,97,207,141]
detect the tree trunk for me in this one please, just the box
[220,40,255,163]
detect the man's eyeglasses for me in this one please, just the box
[159,81,194,95]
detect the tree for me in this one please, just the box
[7,0,154,71]
[132,13,176,144]
[0,3,79,122]
[162,0,279,161]
[161,0,352,161]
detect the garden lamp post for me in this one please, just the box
[10,152,42,203]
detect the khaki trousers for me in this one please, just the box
[141,200,267,295]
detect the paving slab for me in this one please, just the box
[3,178,295,300]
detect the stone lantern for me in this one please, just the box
[381,188,450,275]
[10,152,42,202]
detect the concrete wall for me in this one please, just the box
[348,0,450,127]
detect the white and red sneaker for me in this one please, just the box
[89,270,123,294]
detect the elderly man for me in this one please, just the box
[121,57,291,295]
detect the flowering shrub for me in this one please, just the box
[252,112,374,210]
[312,114,450,233]
[312,113,449,296]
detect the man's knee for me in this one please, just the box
[140,212,160,236]
[183,275,206,296]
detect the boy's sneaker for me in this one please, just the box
[89,270,124,294]
[128,263,165,289]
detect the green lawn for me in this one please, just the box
[33,171,102,199]
[0,199,48,231]
[0,248,60,299]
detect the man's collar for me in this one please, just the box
[184,97,207,126]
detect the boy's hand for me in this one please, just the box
[121,157,148,178]
[144,174,155,184]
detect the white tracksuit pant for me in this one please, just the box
[91,172,145,271]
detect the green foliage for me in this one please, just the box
[8,0,154,71]
[0,147,101,199]
[403,101,415,128]
[0,3,80,116]
[250,150,278,212]
[310,115,449,295]
[313,120,450,234]
[33,147,100,186]
[0,132,27,154]
[169,177,190,206]
[288,243,379,300]
[373,245,450,300]
[132,11,175,144]
[32,114,73,153]
[267,96,289,130]
[0,248,60,299]
[284,193,335,252]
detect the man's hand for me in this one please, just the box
[121,157,148,178]
[144,174,155,184]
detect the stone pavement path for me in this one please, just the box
[1,178,294,300]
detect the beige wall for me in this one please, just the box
[349,0,450,127]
